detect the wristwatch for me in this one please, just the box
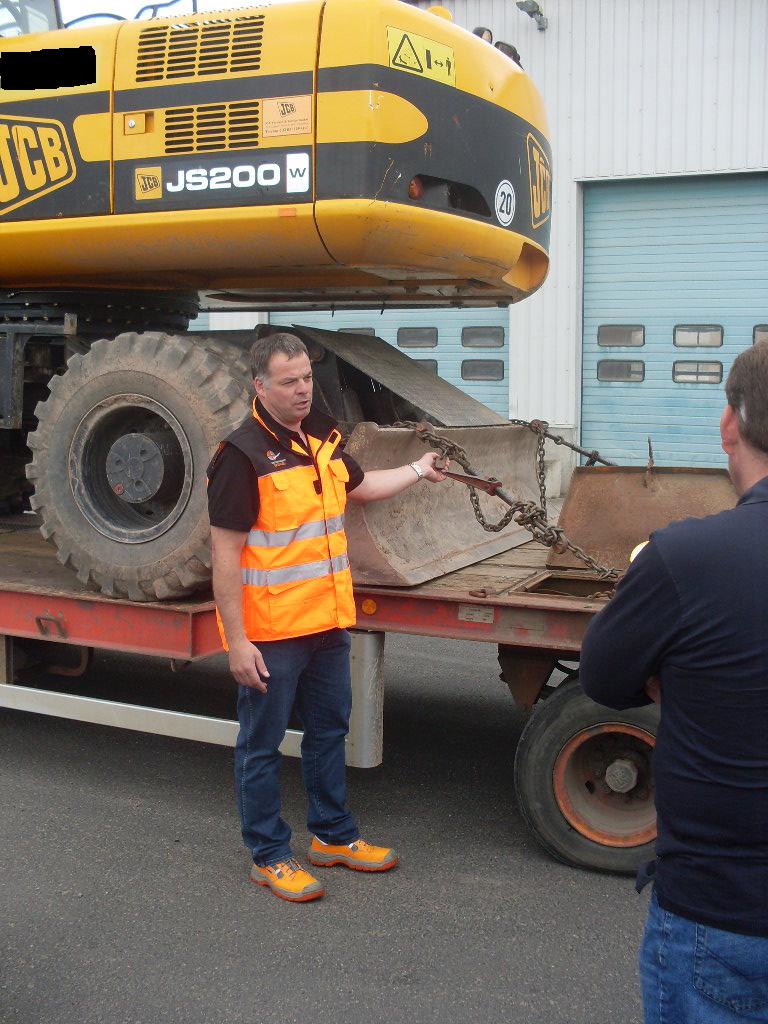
[409,461,425,480]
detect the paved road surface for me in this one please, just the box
[1,634,647,1024]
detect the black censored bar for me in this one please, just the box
[0,46,96,90]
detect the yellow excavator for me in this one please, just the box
[0,0,552,600]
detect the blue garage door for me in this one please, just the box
[272,308,510,417]
[582,175,768,466]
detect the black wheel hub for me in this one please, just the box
[106,433,164,503]
[70,395,193,544]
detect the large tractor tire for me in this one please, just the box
[514,681,659,874]
[26,332,250,601]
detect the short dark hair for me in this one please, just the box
[250,332,308,380]
[725,340,768,455]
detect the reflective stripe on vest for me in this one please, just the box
[246,514,345,550]
[242,553,350,588]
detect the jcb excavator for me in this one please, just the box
[0,0,553,600]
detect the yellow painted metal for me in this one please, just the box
[315,91,428,146]
[0,206,333,286]
[73,113,112,163]
[111,0,323,93]
[0,0,551,303]
[318,0,548,136]
[314,200,548,301]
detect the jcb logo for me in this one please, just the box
[0,115,75,217]
[135,167,162,200]
[527,133,551,230]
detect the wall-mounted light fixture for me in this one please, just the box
[516,0,547,31]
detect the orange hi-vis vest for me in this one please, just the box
[213,400,357,644]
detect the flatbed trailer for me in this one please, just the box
[1,507,660,875]
[3,462,737,873]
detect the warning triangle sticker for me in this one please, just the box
[392,33,423,73]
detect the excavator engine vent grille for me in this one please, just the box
[136,15,264,82]
[164,101,260,154]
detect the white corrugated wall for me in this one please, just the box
[415,0,768,428]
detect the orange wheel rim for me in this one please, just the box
[553,724,656,848]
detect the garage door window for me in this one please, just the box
[397,327,438,348]
[461,326,505,348]
[597,325,645,347]
[415,359,438,373]
[674,325,723,348]
[461,359,504,381]
[597,360,645,382]
[754,326,768,345]
[339,327,375,336]
[673,361,723,384]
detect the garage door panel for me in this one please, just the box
[582,174,768,467]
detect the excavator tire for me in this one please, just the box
[26,332,250,601]
[195,333,252,384]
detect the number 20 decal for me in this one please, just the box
[494,179,516,227]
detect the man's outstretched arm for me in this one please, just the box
[347,451,447,503]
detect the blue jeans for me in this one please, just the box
[234,628,359,867]
[641,891,768,1023]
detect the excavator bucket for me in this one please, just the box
[546,465,737,573]
[240,325,546,586]
[343,422,542,586]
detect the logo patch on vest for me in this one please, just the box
[266,449,288,467]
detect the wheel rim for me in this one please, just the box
[69,394,194,544]
[553,724,656,848]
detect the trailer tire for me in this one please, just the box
[514,680,658,874]
[26,332,250,601]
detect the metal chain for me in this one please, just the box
[509,418,616,469]
[393,419,619,580]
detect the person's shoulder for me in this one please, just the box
[226,411,261,447]
[207,439,253,481]
[224,412,272,469]
[651,503,739,565]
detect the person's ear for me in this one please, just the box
[720,404,740,454]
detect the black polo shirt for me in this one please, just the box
[207,401,364,532]
[580,475,768,937]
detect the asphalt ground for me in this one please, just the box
[1,633,648,1024]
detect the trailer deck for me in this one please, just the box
[0,504,602,660]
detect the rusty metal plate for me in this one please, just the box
[547,466,737,573]
[345,422,541,586]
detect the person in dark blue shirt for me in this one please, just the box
[580,341,768,1024]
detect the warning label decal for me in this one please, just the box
[387,27,455,86]
[262,95,312,139]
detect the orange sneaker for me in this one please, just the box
[308,837,398,872]
[249,859,325,902]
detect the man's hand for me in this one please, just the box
[417,451,449,483]
[645,676,662,704]
[228,639,270,692]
